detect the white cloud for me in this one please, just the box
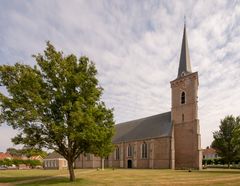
[0,0,240,151]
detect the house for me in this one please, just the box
[43,152,67,170]
[203,147,219,160]
[0,152,12,160]
[75,23,202,170]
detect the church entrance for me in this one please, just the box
[127,160,132,168]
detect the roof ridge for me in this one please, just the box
[116,111,171,126]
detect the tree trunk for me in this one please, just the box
[68,160,75,181]
[228,161,230,169]
[101,158,105,170]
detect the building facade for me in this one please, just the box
[202,147,219,160]
[44,152,68,170]
[75,24,202,170]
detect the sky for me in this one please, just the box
[0,0,240,152]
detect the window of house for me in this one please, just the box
[63,160,67,167]
[181,91,186,104]
[141,143,148,159]
[115,146,120,160]
[128,145,133,157]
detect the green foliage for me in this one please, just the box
[21,148,48,158]
[3,159,13,166]
[0,42,115,181]
[211,115,240,167]
[202,158,226,165]
[12,159,22,166]
[0,158,41,168]
[213,158,221,165]
[6,148,23,157]
[232,116,240,151]
[6,147,47,158]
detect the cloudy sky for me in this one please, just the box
[0,0,240,152]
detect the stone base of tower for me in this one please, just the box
[174,119,202,170]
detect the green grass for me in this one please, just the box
[1,168,240,185]
[0,169,68,183]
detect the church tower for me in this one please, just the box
[170,24,202,169]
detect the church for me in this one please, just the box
[75,24,202,170]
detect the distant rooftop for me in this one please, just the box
[44,152,65,159]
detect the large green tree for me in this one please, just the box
[211,115,240,168]
[0,42,115,181]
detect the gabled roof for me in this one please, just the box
[44,152,65,159]
[113,111,172,143]
[177,24,192,78]
[202,147,217,156]
[30,155,43,161]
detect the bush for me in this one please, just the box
[0,159,42,168]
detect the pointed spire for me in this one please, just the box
[177,20,192,78]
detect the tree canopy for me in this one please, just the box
[0,42,115,181]
[211,115,240,168]
[6,147,48,158]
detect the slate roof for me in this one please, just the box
[44,152,65,159]
[113,111,172,143]
[178,24,192,77]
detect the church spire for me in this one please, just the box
[177,21,192,77]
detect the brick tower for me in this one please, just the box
[170,24,202,169]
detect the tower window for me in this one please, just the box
[182,114,184,122]
[181,92,186,104]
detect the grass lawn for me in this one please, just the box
[1,168,240,185]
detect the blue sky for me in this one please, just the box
[0,0,240,152]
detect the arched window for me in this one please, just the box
[141,143,148,159]
[181,91,186,104]
[115,146,120,160]
[128,145,133,157]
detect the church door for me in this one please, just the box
[127,160,132,168]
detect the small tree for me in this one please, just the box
[12,159,22,167]
[0,42,115,181]
[3,159,13,166]
[211,115,239,168]
[21,148,48,158]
